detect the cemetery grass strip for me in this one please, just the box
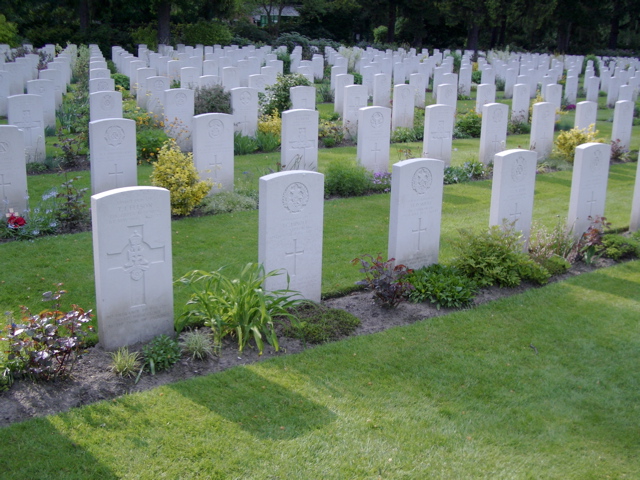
[1,261,639,479]
[1,162,637,341]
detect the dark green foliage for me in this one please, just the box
[256,131,280,152]
[231,20,272,44]
[173,21,233,46]
[536,254,571,276]
[443,159,487,184]
[471,70,482,84]
[54,176,90,233]
[324,159,372,197]
[600,233,640,261]
[391,127,418,143]
[142,335,181,375]
[407,264,478,309]
[282,303,360,344]
[454,110,482,138]
[276,32,311,56]
[276,52,292,74]
[1,288,92,382]
[137,128,169,163]
[316,83,333,103]
[352,254,414,308]
[452,225,551,288]
[507,119,531,135]
[111,73,130,90]
[194,84,231,115]
[234,133,259,155]
[260,73,312,115]
[318,120,344,147]
[353,73,363,84]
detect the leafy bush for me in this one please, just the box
[391,127,417,143]
[452,224,551,288]
[54,175,91,233]
[282,303,361,344]
[137,128,169,164]
[373,25,388,44]
[507,119,531,135]
[258,112,282,136]
[443,159,487,184]
[179,330,216,360]
[600,233,640,260]
[318,119,344,147]
[1,288,92,381]
[234,132,259,155]
[536,254,571,276]
[276,32,311,55]
[256,131,281,152]
[316,83,333,103]
[151,139,213,216]
[529,218,580,264]
[454,110,482,138]
[407,264,478,309]
[0,14,18,46]
[201,191,258,215]
[553,126,604,162]
[194,84,231,115]
[111,73,130,90]
[370,171,392,193]
[260,73,312,116]
[176,264,303,354]
[173,21,233,46]
[324,158,372,197]
[352,254,414,308]
[109,347,141,378]
[131,23,158,50]
[142,335,181,375]
[471,70,482,84]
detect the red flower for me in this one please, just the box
[7,213,26,228]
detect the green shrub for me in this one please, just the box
[176,264,303,354]
[536,254,571,276]
[443,159,487,184]
[407,264,478,309]
[283,303,361,344]
[553,126,604,163]
[275,32,311,55]
[174,21,233,46]
[201,190,258,215]
[455,110,482,138]
[142,335,181,375]
[109,347,141,378]
[150,139,213,216]
[373,25,388,44]
[131,23,158,51]
[0,14,18,46]
[452,224,551,288]
[507,119,531,135]
[256,131,281,152]
[316,83,333,103]
[234,132,259,155]
[529,219,579,264]
[111,73,130,90]
[391,127,417,143]
[600,233,640,260]
[179,330,216,360]
[352,254,414,309]
[260,73,312,116]
[194,84,231,115]
[318,119,344,147]
[471,70,482,84]
[324,158,372,197]
[137,128,169,164]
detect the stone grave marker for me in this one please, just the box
[89,118,137,194]
[436,83,457,110]
[230,87,258,137]
[248,74,267,94]
[89,77,115,94]
[611,100,634,152]
[630,151,640,232]
[0,125,28,216]
[290,85,316,110]
[422,104,455,166]
[146,76,170,119]
[567,143,611,238]
[529,102,556,160]
[258,170,324,302]
[192,113,234,193]
[373,73,391,108]
[180,66,199,89]
[89,90,123,122]
[281,109,319,171]
[357,106,391,173]
[91,186,174,350]
[391,83,415,131]
[26,79,56,130]
[334,73,354,114]
[7,94,45,163]
[388,158,444,269]
[479,103,509,166]
[222,66,240,91]
[511,83,529,122]
[410,73,427,108]
[164,88,194,151]
[343,84,368,138]
[475,83,496,113]
[586,76,600,103]
[574,101,597,131]
[489,149,538,246]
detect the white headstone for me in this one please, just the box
[357,106,391,173]
[192,113,234,193]
[391,83,414,131]
[567,143,611,238]
[0,125,28,216]
[630,151,640,231]
[388,158,444,269]
[7,94,45,163]
[422,104,455,166]
[611,100,634,152]
[343,84,368,138]
[146,76,170,119]
[26,79,56,130]
[258,170,324,302]
[334,73,354,114]
[574,101,598,131]
[586,76,600,103]
[89,90,123,122]
[164,88,195,151]
[529,102,556,160]
[489,149,538,246]
[91,186,174,350]
[475,83,496,113]
[290,85,316,110]
[89,118,137,194]
[436,83,457,110]
[89,77,115,94]
[511,83,529,123]
[281,109,319,171]
[479,103,509,166]
[230,87,259,137]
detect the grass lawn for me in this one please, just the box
[1,260,639,478]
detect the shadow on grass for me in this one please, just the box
[167,366,336,440]
[443,192,478,205]
[570,262,640,301]
[535,174,572,188]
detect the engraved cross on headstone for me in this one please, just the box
[0,174,11,205]
[491,135,503,156]
[587,191,597,216]
[412,217,428,252]
[208,154,222,180]
[285,238,304,276]
[107,226,166,307]
[509,202,522,224]
[108,163,124,188]
[236,115,250,136]
[372,142,382,162]
[430,120,450,157]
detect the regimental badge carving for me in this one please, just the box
[208,119,224,138]
[370,112,384,129]
[511,156,526,182]
[240,91,252,105]
[282,182,309,213]
[154,79,165,90]
[101,95,113,110]
[105,125,125,147]
[175,92,187,107]
[492,108,503,123]
[412,167,432,194]
[123,231,149,281]
[0,142,8,154]
[591,149,602,171]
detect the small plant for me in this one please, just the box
[407,264,478,309]
[201,190,258,214]
[109,347,141,378]
[194,84,231,115]
[260,73,312,116]
[141,334,181,375]
[507,119,531,135]
[529,218,580,264]
[1,287,93,381]
[452,223,551,288]
[599,233,640,261]
[454,110,482,138]
[136,128,169,163]
[176,263,303,354]
[282,302,361,344]
[352,254,414,309]
[318,120,344,147]
[610,139,631,162]
[179,330,216,360]
[370,171,392,193]
[256,131,281,152]
[151,139,213,216]
[391,127,417,143]
[553,126,603,162]
[111,73,130,90]
[53,133,86,169]
[316,83,333,103]
[258,112,282,137]
[324,158,372,198]
[579,216,611,264]
[233,132,259,155]
[443,159,487,184]
[54,175,90,233]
